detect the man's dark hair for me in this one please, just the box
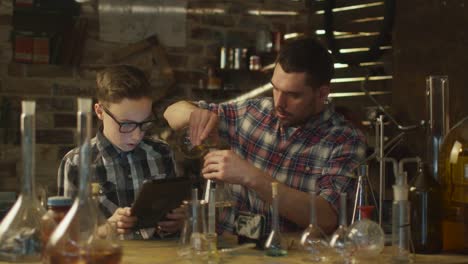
[276,37,334,89]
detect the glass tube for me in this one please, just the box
[0,101,46,261]
[265,182,287,257]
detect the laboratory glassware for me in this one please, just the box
[347,206,384,259]
[391,172,412,263]
[264,182,287,257]
[0,101,46,262]
[329,192,355,262]
[43,98,122,264]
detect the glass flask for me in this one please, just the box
[438,115,468,253]
[90,183,120,242]
[264,182,287,257]
[347,206,384,259]
[409,162,442,253]
[176,126,218,160]
[0,100,46,262]
[40,196,73,252]
[329,192,355,262]
[43,97,122,264]
[300,184,330,262]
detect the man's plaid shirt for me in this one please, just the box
[58,129,178,239]
[200,98,367,235]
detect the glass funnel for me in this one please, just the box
[347,206,384,259]
[300,185,330,262]
[43,98,122,264]
[264,182,287,257]
[0,100,46,262]
[329,192,355,262]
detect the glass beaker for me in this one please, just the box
[43,98,122,264]
[0,100,46,262]
[178,189,208,258]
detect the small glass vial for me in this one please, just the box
[40,196,73,249]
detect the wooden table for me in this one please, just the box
[121,238,468,264]
[0,237,466,263]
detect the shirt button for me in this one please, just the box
[135,231,140,235]
[306,166,311,171]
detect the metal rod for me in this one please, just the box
[378,115,385,226]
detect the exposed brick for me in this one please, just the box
[36,97,75,112]
[36,144,59,162]
[58,145,75,160]
[54,113,98,128]
[190,27,224,41]
[51,82,94,97]
[0,15,12,26]
[36,112,54,129]
[37,129,74,145]
[2,78,51,95]
[26,64,74,78]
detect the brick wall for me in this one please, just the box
[0,0,308,193]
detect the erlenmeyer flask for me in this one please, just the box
[265,182,287,257]
[329,192,356,262]
[300,181,330,262]
[43,97,122,264]
[90,183,121,244]
[0,100,46,262]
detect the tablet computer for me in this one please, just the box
[131,177,192,228]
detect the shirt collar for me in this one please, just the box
[95,126,135,160]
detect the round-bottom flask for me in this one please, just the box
[347,206,384,259]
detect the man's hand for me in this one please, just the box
[108,207,137,234]
[189,108,218,146]
[157,205,187,235]
[202,150,261,187]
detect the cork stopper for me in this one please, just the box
[22,101,36,115]
[77,97,92,113]
[271,182,278,198]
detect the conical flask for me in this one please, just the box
[264,182,287,257]
[0,100,46,262]
[43,97,122,264]
[409,162,442,253]
[347,206,384,259]
[300,180,330,262]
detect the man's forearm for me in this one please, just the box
[246,170,338,234]
[163,100,198,130]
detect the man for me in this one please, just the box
[164,37,366,236]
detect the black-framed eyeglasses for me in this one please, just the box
[102,106,156,133]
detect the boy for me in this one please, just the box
[58,65,183,239]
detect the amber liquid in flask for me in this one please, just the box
[43,97,122,264]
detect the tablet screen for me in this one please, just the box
[131,177,192,228]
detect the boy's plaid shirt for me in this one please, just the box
[199,98,367,235]
[58,129,178,239]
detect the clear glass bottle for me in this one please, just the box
[300,183,330,262]
[0,100,46,262]
[43,97,122,264]
[438,115,468,253]
[265,182,287,257]
[347,206,384,259]
[409,162,442,253]
[391,172,412,263]
[329,192,355,262]
[40,196,73,252]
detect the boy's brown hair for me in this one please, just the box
[96,65,151,104]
